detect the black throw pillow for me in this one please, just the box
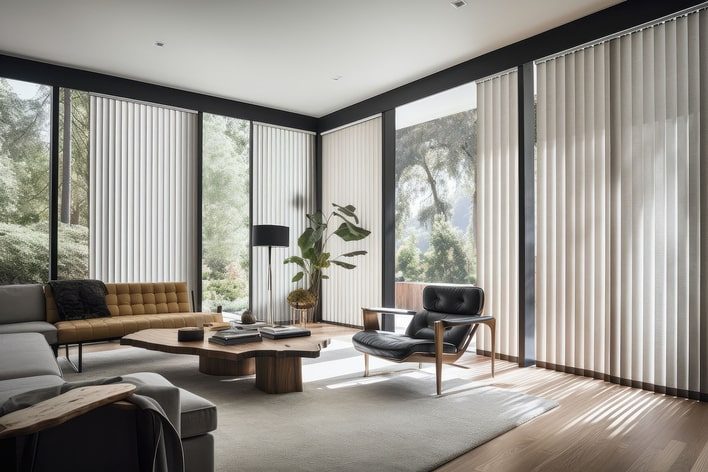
[49,279,111,321]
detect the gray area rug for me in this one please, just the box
[62,338,557,472]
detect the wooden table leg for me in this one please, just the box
[199,356,255,376]
[255,357,302,394]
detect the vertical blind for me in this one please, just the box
[89,95,198,289]
[536,8,707,397]
[475,70,520,360]
[321,117,383,326]
[252,123,315,323]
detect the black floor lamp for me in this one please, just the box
[251,224,289,325]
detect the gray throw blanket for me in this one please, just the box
[0,377,183,472]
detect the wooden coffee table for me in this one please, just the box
[121,328,330,394]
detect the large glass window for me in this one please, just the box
[202,114,250,313]
[0,78,51,284]
[394,82,478,316]
[57,89,90,279]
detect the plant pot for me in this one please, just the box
[287,288,318,310]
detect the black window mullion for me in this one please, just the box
[49,87,60,281]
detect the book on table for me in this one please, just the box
[209,329,262,345]
[259,325,311,339]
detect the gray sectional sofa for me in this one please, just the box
[0,332,217,471]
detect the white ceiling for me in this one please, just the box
[0,0,621,117]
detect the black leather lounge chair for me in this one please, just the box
[351,284,495,395]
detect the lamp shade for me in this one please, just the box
[252,225,289,247]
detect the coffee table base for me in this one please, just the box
[199,356,255,376]
[255,357,303,394]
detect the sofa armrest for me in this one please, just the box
[0,384,135,439]
[440,315,494,327]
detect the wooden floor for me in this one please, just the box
[79,324,708,472]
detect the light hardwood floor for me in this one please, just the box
[79,324,708,472]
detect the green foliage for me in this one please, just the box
[0,79,51,226]
[201,114,250,310]
[284,203,370,298]
[0,222,89,284]
[395,236,424,282]
[423,215,473,284]
[395,108,479,284]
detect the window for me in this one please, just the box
[394,83,478,320]
[201,114,250,313]
[0,78,51,284]
[57,89,90,279]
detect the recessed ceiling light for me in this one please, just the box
[331,75,343,81]
[154,41,166,47]
[450,0,466,8]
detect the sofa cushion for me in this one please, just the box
[0,284,46,324]
[351,330,458,361]
[0,375,65,404]
[46,282,194,322]
[106,282,191,316]
[0,333,62,380]
[55,312,222,344]
[179,388,217,439]
[0,321,57,344]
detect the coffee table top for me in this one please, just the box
[121,327,331,360]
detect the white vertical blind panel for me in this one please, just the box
[536,8,706,395]
[536,44,611,375]
[89,95,197,290]
[252,124,315,323]
[476,71,519,359]
[321,117,382,326]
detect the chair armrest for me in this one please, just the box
[440,315,493,328]
[361,307,416,331]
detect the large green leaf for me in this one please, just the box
[331,260,356,269]
[303,247,317,262]
[306,212,324,227]
[314,252,331,269]
[292,271,304,282]
[333,222,371,241]
[341,250,367,257]
[297,226,323,252]
[283,256,306,269]
[333,204,359,224]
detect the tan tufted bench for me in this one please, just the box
[45,282,222,372]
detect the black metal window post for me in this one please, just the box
[517,63,536,367]
[195,111,204,311]
[48,87,60,281]
[381,109,396,332]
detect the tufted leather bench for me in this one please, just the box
[44,282,222,371]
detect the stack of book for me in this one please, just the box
[259,325,311,340]
[209,328,262,346]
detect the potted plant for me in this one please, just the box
[284,203,371,309]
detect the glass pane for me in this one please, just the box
[394,82,477,325]
[202,114,250,313]
[57,89,90,279]
[0,78,51,284]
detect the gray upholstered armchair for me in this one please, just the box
[351,285,495,395]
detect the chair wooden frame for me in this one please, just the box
[360,307,496,395]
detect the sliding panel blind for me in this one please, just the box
[536,43,611,376]
[536,8,707,398]
[89,95,198,289]
[321,117,382,326]
[610,11,705,396]
[252,124,315,323]
[476,70,519,361]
